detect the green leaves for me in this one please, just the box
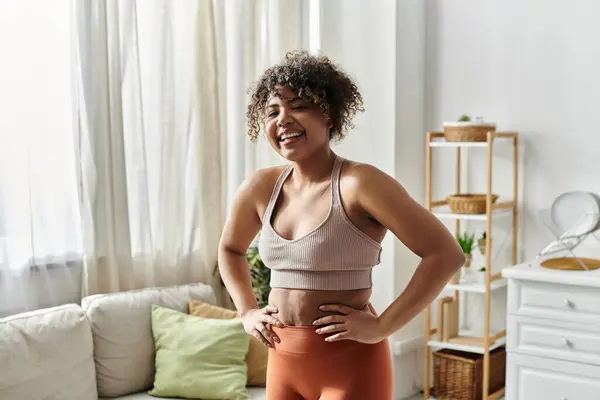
[457,232,475,254]
[246,246,271,309]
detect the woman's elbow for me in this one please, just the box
[446,245,466,271]
[429,238,465,271]
[421,241,465,271]
[218,243,245,271]
[454,250,466,269]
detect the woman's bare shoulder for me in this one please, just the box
[237,164,288,208]
[339,159,397,192]
[225,164,289,230]
[245,164,287,191]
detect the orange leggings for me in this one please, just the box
[266,324,393,399]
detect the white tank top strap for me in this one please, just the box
[331,155,345,205]
[262,165,292,224]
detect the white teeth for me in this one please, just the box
[280,132,302,141]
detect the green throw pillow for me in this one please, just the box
[149,305,250,400]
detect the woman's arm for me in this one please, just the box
[219,171,283,347]
[354,164,465,339]
[218,171,284,347]
[217,173,264,315]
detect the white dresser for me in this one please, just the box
[502,263,600,400]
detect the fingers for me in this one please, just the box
[315,323,347,335]
[319,304,353,315]
[251,329,271,347]
[254,322,280,347]
[256,322,274,345]
[260,313,284,328]
[325,331,349,342]
[261,305,278,314]
[260,305,284,328]
[312,314,345,326]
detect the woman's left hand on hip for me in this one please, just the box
[313,304,385,344]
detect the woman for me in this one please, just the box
[218,50,465,400]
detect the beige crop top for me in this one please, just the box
[258,155,382,291]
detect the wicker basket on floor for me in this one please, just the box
[432,347,506,400]
[446,194,499,214]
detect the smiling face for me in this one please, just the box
[264,85,332,162]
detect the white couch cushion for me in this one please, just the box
[0,304,97,400]
[103,386,267,400]
[82,283,216,398]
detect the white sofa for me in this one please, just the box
[0,283,266,400]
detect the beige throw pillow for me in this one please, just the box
[188,299,268,387]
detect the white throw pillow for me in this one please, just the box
[81,283,216,398]
[0,304,97,400]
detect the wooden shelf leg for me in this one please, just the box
[483,131,494,399]
[455,146,461,327]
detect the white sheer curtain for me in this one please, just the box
[0,0,82,317]
[72,0,225,300]
[0,0,311,316]
[213,0,304,211]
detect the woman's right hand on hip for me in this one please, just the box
[240,305,284,347]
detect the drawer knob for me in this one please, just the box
[563,298,574,308]
[562,337,573,348]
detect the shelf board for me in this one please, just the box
[432,207,512,221]
[428,134,515,148]
[425,395,505,400]
[428,331,506,354]
[445,278,507,293]
[429,141,492,148]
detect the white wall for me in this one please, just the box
[420,0,600,393]
[426,0,600,261]
[392,1,429,397]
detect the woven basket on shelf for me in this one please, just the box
[432,347,506,400]
[446,194,499,214]
[443,123,496,142]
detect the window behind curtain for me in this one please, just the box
[0,0,81,269]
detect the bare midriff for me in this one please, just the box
[268,287,372,326]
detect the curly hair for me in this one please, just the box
[246,50,364,142]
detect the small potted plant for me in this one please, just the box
[449,232,475,284]
[457,232,475,268]
[478,231,490,255]
[443,115,496,142]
